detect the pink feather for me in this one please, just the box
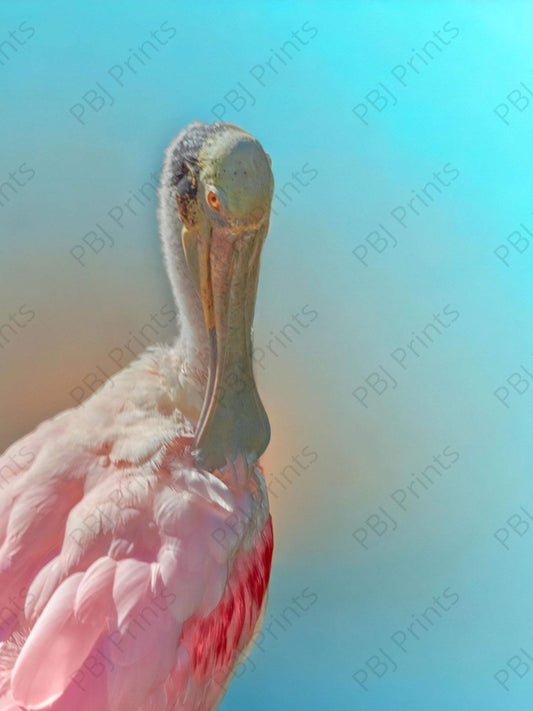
[0,400,273,711]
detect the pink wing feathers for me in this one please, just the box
[0,403,273,711]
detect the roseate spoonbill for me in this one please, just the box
[0,122,275,711]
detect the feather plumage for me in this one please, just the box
[0,346,273,711]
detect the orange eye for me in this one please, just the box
[207,191,220,210]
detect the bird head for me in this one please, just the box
[168,122,274,472]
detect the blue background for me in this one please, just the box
[1,1,533,709]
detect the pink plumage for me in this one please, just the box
[0,122,276,710]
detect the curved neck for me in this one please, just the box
[158,178,210,372]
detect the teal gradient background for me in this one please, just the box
[1,1,533,708]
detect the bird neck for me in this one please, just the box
[158,180,210,376]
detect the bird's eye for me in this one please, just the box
[207,191,221,210]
